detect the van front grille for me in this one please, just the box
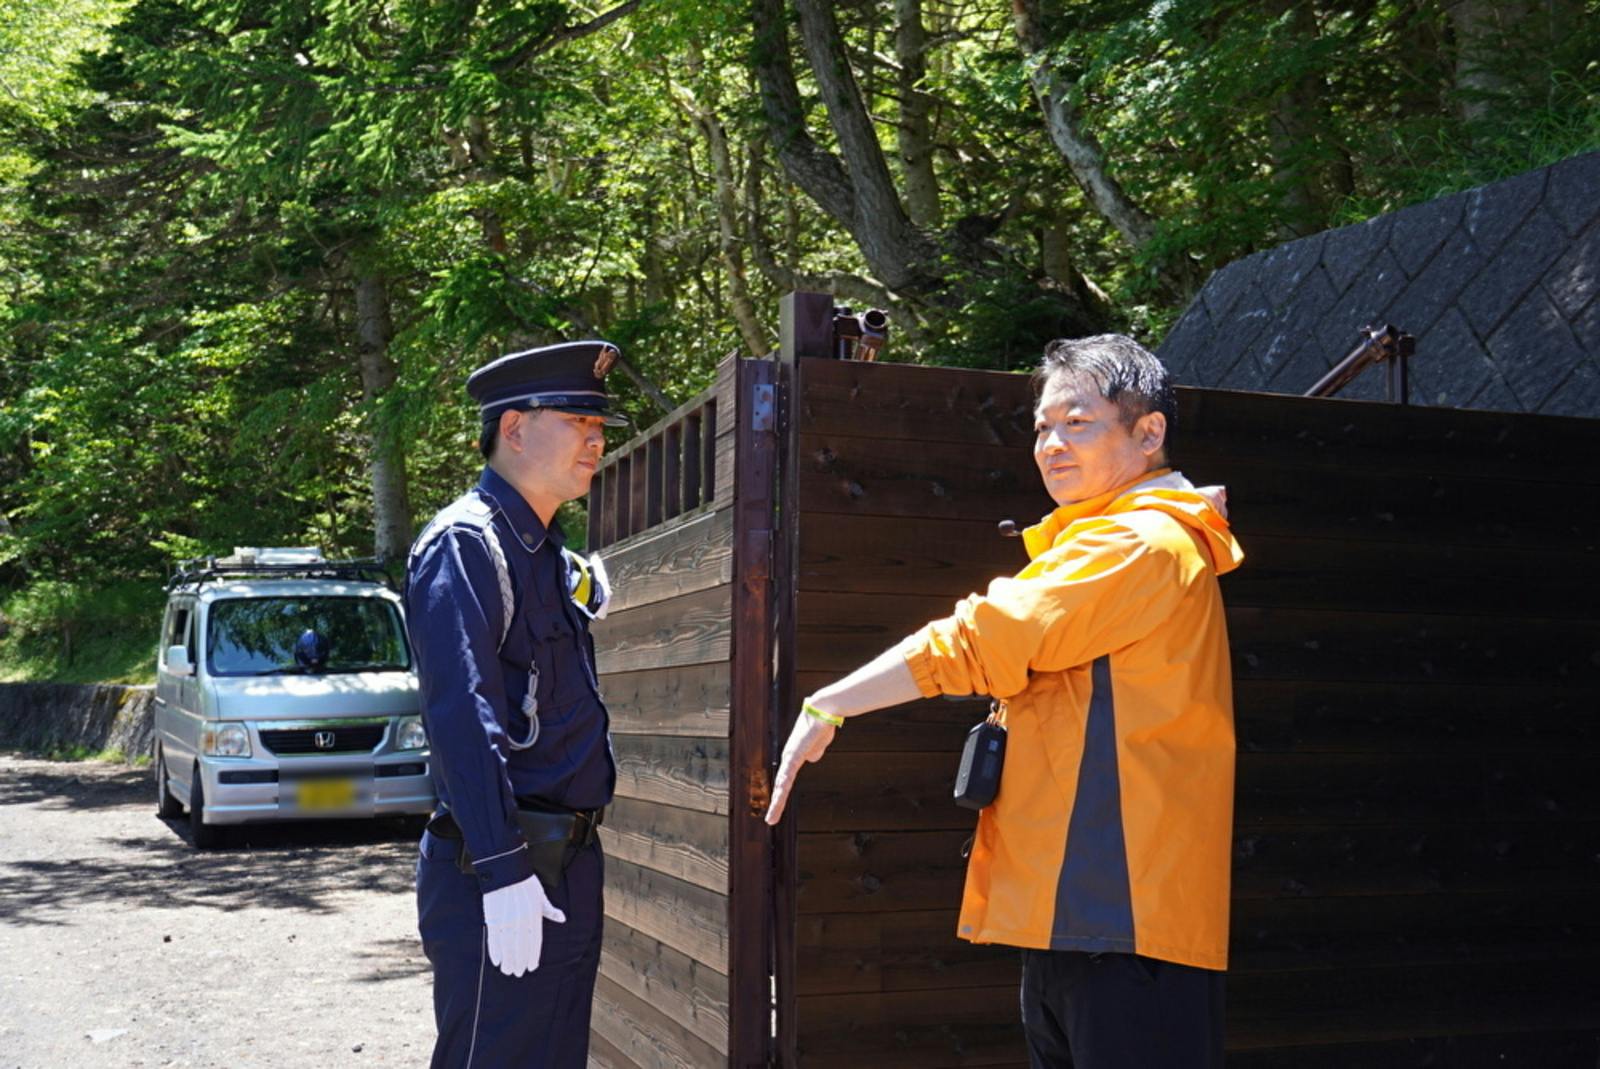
[260,725,385,755]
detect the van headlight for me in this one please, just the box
[202,723,251,757]
[396,716,427,751]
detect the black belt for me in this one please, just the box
[427,803,604,886]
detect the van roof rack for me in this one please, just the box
[166,547,395,591]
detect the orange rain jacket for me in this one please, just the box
[902,470,1245,970]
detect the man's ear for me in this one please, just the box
[1136,410,1167,458]
[498,409,525,454]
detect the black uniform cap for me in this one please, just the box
[467,340,630,428]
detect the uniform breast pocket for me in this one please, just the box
[527,612,587,713]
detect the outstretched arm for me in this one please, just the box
[763,644,921,825]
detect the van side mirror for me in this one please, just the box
[166,645,195,677]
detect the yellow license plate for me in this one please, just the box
[297,778,357,810]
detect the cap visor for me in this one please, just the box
[546,404,630,429]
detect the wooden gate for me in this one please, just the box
[587,292,1600,1067]
[585,355,776,1069]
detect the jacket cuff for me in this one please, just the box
[471,840,537,893]
[901,633,943,698]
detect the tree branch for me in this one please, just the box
[492,0,645,74]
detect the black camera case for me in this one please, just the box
[953,718,1007,810]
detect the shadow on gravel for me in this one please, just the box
[0,762,151,812]
[0,759,429,927]
[351,935,434,984]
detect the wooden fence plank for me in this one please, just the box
[797,358,1035,448]
[1235,751,1600,826]
[605,855,729,973]
[593,583,732,674]
[592,972,725,1069]
[1176,387,1600,486]
[1230,888,1600,973]
[1218,532,1599,617]
[1225,956,1600,1049]
[611,734,729,815]
[599,508,734,614]
[1225,606,1600,687]
[1225,1029,1600,1069]
[797,432,1048,525]
[798,513,1026,599]
[794,985,1024,1068]
[599,796,729,893]
[794,908,1016,996]
[795,829,969,914]
[602,663,730,738]
[1233,679,1600,755]
[1231,820,1600,899]
[599,918,732,1055]
[589,1028,642,1069]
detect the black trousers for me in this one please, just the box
[1020,949,1225,1069]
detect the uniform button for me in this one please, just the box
[522,532,535,545]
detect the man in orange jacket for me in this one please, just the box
[765,334,1244,1068]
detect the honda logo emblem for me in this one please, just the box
[313,731,335,750]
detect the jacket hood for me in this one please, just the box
[1022,468,1244,575]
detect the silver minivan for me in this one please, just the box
[152,548,435,848]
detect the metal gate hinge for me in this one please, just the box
[751,383,775,432]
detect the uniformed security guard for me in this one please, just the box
[405,340,625,1068]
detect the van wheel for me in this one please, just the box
[154,745,182,818]
[188,765,225,850]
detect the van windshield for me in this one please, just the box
[206,597,410,677]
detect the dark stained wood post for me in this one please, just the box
[730,355,780,1067]
[773,291,834,1067]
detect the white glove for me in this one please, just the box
[481,873,566,977]
[763,705,838,825]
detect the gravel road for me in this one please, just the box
[0,754,436,1068]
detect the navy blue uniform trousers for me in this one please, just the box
[1020,949,1225,1069]
[417,830,604,1069]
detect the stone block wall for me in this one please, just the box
[1157,151,1600,417]
[0,683,154,761]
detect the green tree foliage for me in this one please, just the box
[0,0,1595,674]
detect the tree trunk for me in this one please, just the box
[752,0,941,293]
[1266,0,1330,238]
[895,0,940,227]
[750,0,1109,337]
[684,45,771,356]
[1447,0,1526,123]
[354,272,413,562]
[1010,0,1156,252]
[1042,218,1110,323]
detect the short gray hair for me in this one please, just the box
[1033,334,1177,435]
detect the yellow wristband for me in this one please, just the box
[802,702,844,728]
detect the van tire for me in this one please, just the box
[189,765,225,850]
[154,745,182,819]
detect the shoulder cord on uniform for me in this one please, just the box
[480,523,540,752]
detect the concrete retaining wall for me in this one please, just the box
[0,683,154,762]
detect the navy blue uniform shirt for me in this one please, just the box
[405,467,616,893]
